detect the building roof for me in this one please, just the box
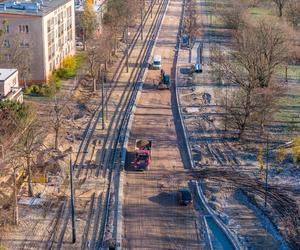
[74,0,103,13]
[0,0,72,17]
[0,68,17,81]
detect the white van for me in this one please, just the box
[151,55,161,69]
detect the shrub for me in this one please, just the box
[257,145,264,171]
[24,83,56,97]
[55,55,82,79]
[276,147,286,163]
[0,100,29,121]
[292,135,300,165]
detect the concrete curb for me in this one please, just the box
[174,0,243,249]
[173,0,194,170]
[195,181,244,250]
[115,1,170,249]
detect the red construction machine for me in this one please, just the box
[132,139,152,171]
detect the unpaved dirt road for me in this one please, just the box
[123,0,203,249]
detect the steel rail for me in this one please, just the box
[96,0,169,248]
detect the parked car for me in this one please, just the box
[150,55,161,70]
[177,188,193,206]
[191,63,202,74]
[76,41,84,50]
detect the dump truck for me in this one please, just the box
[132,139,152,171]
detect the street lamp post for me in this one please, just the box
[140,0,144,41]
[126,26,129,73]
[102,70,105,130]
[104,72,108,120]
[225,84,228,132]
[69,156,76,243]
[264,134,269,208]
[151,0,153,18]
[0,144,4,161]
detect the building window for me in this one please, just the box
[3,39,10,48]
[47,20,51,32]
[48,47,51,60]
[67,6,72,17]
[20,41,29,48]
[5,25,9,33]
[5,54,11,60]
[19,25,29,33]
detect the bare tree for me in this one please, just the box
[86,46,100,92]
[86,38,110,91]
[0,100,30,149]
[272,0,287,17]
[183,0,201,45]
[0,20,8,42]
[212,21,289,138]
[49,97,70,150]
[0,33,32,87]
[16,116,44,197]
[4,155,24,225]
[285,0,300,27]
[216,0,246,30]
[103,0,140,54]
[80,2,98,50]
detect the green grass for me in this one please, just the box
[276,65,300,79]
[274,85,300,123]
[248,7,273,16]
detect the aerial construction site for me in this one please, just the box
[0,0,300,249]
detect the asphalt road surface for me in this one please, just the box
[122,0,203,249]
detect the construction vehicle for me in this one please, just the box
[158,69,170,90]
[181,34,189,48]
[132,139,152,171]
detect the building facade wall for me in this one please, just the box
[0,14,45,83]
[0,0,75,84]
[43,0,75,79]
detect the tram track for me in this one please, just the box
[95,0,169,247]
[53,0,168,249]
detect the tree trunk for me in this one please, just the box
[13,169,19,225]
[93,77,97,92]
[27,157,33,197]
[279,4,283,17]
[239,89,252,139]
[83,30,87,51]
[54,127,59,150]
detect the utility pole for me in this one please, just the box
[70,156,76,243]
[104,72,108,120]
[151,0,153,18]
[102,70,105,130]
[126,26,129,73]
[0,144,4,161]
[140,0,144,40]
[264,134,269,208]
[225,84,228,132]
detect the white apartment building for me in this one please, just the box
[0,68,23,102]
[0,0,76,83]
